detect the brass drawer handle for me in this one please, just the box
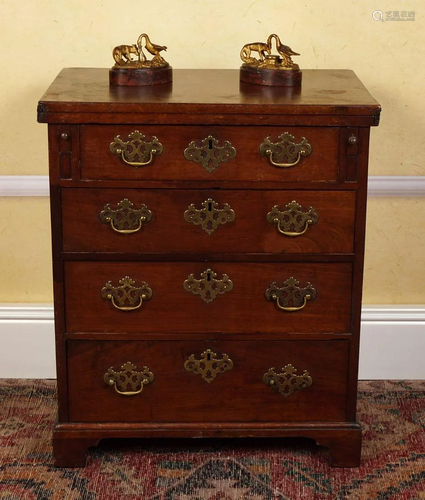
[101,276,152,311]
[104,361,154,396]
[110,130,163,167]
[184,134,236,173]
[263,364,312,397]
[184,349,233,383]
[183,268,233,304]
[99,199,152,234]
[184,198,235,235]
[267,201,318,237]
[260,132,312,168]
[265,277,316,312]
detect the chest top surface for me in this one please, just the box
[38,68,380,124]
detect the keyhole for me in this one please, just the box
[206,271,211,282]
[208,138,213,150]
[207,352,211,361]
[207,201,213,212]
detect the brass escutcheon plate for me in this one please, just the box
[184,135,236,173]
[184,349,233,383]
[184,198,235,235]
[183,268,233,304]
[263,364,313,397]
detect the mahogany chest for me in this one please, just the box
[38,68,380,467]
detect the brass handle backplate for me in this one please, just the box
[260,132,312,168]
[101,276,152,311]
[110,130,163,167]
[267,200,318,237]
[184,349,233,383]
[183,268,233,304]
[263,364,312,397]
[99,198,152,234]
[104,361,154,396]
[265,277,316,312]
[184,198,235,235]
[184,135,236,173]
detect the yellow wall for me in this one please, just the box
[0,0,424,303]
[0,199,52,302]
[364,197,425,303]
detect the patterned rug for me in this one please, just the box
[0,380,424,499]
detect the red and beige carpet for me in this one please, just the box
[0,379,424,499]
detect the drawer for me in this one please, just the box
[80,125,339,182]
[64,262,352,334]
[62,189,356,254]
[67,339,349,422]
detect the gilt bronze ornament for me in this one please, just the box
[240,33,302,87]
[110,33,172,86]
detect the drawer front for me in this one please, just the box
[62,189,356,254]
[67,339,349,422]
[64,262,352,334]
[80,125,339,182]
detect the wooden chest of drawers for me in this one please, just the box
[38,68,380,467]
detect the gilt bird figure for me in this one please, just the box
[267,34,299,67]
[137,33,167,62]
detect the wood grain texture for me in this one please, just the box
[38,68,380,467]
[38,69,381,125]
[109,66,172,86]
[58,178,360,191]
[64,261,352,334]
[346,127,371,420]
[240,65,302,87]
[67,339,349,423]
[62,188,356,254]
[80,125,339,182]
[52,423,361,467]
[47,125,68,422]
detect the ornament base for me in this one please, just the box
[240,65,302,87]
[110,66,173,86]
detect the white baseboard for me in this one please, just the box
[1,304,424,379]
[0,304,55,379]
[359,305,425,379]
[1,176,425,197]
